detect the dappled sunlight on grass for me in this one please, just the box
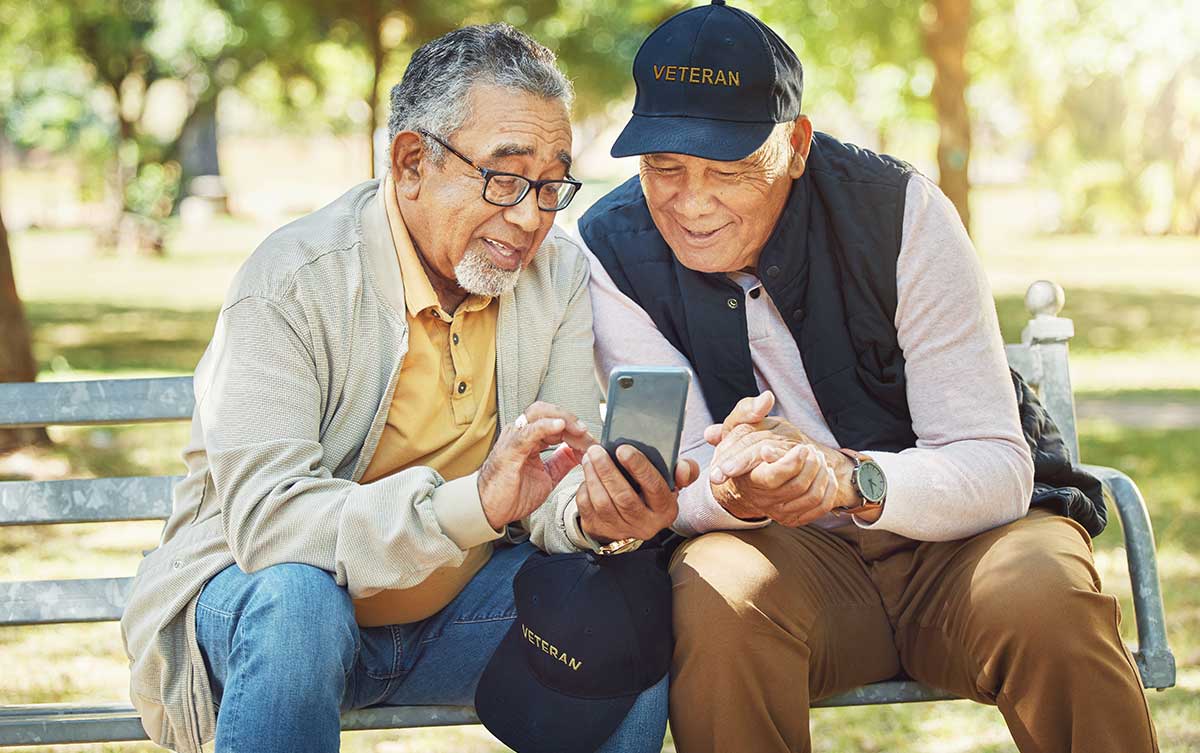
[27,303,217,376]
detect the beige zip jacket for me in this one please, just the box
[119,180,601,752]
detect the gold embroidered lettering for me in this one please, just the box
[702,68,714,84]
[653,65,666,80]
[689,67,700,83]
[714,70,727,86]
[729,71,740,87]
[665,66,677,81]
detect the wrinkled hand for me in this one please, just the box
[706,392,855,527]
[576,444,700,544]
[478,402,596,530]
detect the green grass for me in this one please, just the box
[3,186,1199,752]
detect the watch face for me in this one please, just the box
[857,462,887,502]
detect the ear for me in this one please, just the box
[787,115,813,179]
[391,131,427,200]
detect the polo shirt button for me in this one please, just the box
[766,265,780,278]
[452,333,459,345]
[749,288,761,300]
[727,297,739,310]
[793,308,805,321]
[457,381,467,394]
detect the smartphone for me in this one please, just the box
[600,366,691,491]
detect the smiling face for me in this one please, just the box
[639,117,812,274]
[392,84,573,298]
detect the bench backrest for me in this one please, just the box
[0,281,1078,628]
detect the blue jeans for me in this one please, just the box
[195,542,668,753]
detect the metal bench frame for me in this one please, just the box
[0,281,1177,747]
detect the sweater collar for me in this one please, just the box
[360,178,407,317]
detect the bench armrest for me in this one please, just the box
[1081,464,1177,690]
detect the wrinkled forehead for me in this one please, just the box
[458,85,574,171]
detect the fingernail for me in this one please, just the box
[550,418,565,430]
[617,445,633,462]
[721,461,738,474]
[576,420,588,432]
[710,467,725,483]
[581,452,591,465]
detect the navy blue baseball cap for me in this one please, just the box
[612,0,804,161]
[475,548,673,753]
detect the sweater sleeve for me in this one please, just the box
[198,295,492,598]
[855,174,1034,540]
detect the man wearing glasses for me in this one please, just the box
[120,24,692,753]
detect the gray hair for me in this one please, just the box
[387,23,574,164]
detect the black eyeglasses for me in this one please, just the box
[418,129,583,212]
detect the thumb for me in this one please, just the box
[544,444,581,486]
[674,458,700,490]
[720,390,776,437]
[750,390,775,420]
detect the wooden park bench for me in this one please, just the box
[0,280,1177,747]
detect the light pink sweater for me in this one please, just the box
[578,173,1034,541]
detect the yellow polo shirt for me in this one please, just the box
[353,176,500,627]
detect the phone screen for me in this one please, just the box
[600,367,691,491]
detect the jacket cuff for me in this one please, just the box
[674,474,772,537]
[432,472,503,550]
[561,497,600,551]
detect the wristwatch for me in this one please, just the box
[832,448,887,518]
[594,537,643,556]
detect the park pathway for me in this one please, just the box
[1076,398,1200,430]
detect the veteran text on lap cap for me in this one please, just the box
[474,548,672,753]
[611,0,805,162]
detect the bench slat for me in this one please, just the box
[0,477,178,526]
[0,578,130,626]
[0,377,194,429]
[813,681,957,707]
[0,684,955,747]
[0,703,481,747]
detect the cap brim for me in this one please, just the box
[611,114,777,161]
[475,621,637,753]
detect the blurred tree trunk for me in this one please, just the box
[364,0,385,178]
[178,96,223,203]
[0,181,51,451]
[921,0,972,234]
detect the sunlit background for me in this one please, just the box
[1,1,1198,751]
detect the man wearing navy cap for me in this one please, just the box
[575,2,1159,751]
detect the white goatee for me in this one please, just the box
[454,245,522,298]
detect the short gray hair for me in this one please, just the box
[387,24,574,164]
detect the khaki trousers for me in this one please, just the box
[668,509,1158,753]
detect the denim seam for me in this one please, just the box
[196,601,240,620]
[418,613,516,646]
[392,624,404,675]
[450,613,517,626]
[363,625,406,682]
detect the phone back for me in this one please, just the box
[601,367,691,491]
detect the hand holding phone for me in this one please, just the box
[600,366,690,491]
[575,367,698,545]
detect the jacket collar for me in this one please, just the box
[360,179,408,317]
